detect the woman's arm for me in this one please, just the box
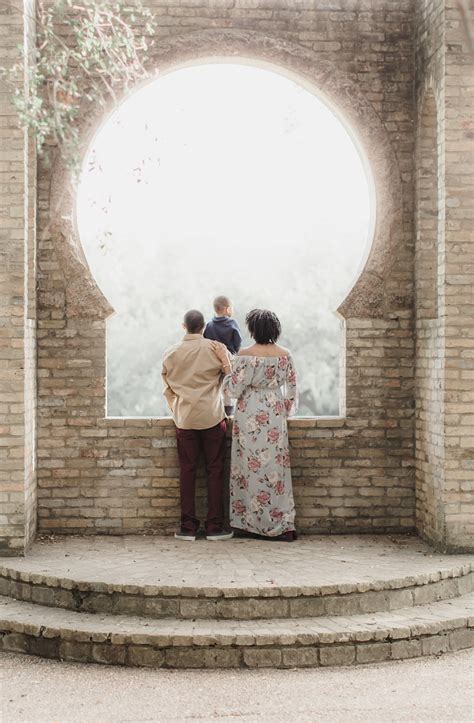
[284,355,299,417]
[211,342,254,399]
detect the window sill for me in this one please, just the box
[104,415,347,428]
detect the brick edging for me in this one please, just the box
[0,568,472,620]
[1,625,473,669]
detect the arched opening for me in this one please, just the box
[76,62,374,418]
[416,88,439,320]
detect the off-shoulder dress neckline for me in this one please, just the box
[237,354,291,360]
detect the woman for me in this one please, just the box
[212,309,298,541]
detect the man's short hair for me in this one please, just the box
[214,295,231,313]
[184,309,205,334]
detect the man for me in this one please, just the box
[162,309,233,541]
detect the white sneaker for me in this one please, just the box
[206,530,234,541]
[174,529,196,541]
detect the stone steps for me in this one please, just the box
[1,592,473,668]
[2,536,473,668]
[1,563,472,620]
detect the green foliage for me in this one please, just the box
[2,0,157,175]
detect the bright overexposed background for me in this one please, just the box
[77,62,372,417]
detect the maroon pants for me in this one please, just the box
[175,420,227,534]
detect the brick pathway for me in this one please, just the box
[6,533,474,590]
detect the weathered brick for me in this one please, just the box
[243,648,282,668]
[282,647,319,667]
[356,642,391,664]
[166,647,241,668]
[127,645,165,667]
[391,639,422,659]
[91,643,126,665]
[319,645,356,666]
[59,640,93,662]
[448,628,474,651]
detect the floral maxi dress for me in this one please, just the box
[223,355,298,537]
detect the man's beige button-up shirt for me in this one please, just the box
[162,333,225,430]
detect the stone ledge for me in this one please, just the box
[0,594,473,668]
[100,417,348,430]
[2,534,473,619]
[0,571,472,620]
[2,559,471,596]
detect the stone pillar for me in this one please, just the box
[442,0,474,551]
[0,0,37,555]
[415,0,474,552]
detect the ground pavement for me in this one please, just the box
[1,648,473,722]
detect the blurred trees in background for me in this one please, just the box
[105,238,352,418]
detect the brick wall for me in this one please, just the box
[442,0,474,550]
[1,1,471,553]
[414,0,446,548]
[0,0,37,554]
[32,0,417,538]
[5,0,473,551]
[414,0,474,552]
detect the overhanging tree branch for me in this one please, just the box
[1,0,157,178]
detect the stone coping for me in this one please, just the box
[103,417,346,428]
[1,594,473,669]
[1,572,471,621]
[1,565,472,600]
[1,594,473,645]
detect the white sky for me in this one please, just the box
[77,63,373,314]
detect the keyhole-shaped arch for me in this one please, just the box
[75,61,375,417]
[49,29,404,418]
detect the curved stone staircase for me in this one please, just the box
[0,535,473,668]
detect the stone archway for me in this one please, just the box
[49,29,404,322]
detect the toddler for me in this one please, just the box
[204,295,242,416]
